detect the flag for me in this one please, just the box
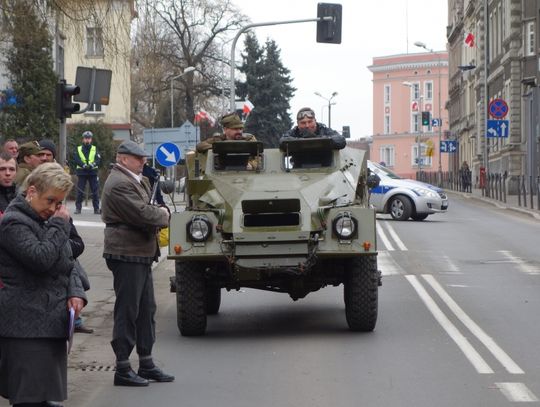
[464,32,475,47]
[194,109,216,126]
[243,99,254,115]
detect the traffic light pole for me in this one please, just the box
[58,119,67,167]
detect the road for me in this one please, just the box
[3,193,540,406]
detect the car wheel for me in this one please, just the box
[343,255,379,332]
[206,286,221,315]
[389,195,412,221]
[411,213,429,221]
[176,261,207,336]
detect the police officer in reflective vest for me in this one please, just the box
[74,130,101,214]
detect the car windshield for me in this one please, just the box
[369,161,402,180]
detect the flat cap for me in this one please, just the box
[220,113,244,129]
[18,141,43,161]
[117,140,149,157]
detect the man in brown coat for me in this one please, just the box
[101,140,174,387]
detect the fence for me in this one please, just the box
[417,170,540,211]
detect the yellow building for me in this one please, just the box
[60,1,136,140]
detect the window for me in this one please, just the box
[412,83,420,100]
[86,27,104,57]
[425,82,433,100]
[384,85,391,104]
[411,144,432,167]
[379,145,394,167]
[412,112,419,133]
[526,21,535,57]
[384,115,390,134]
[87,103,103,113]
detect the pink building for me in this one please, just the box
[368,52,449,179]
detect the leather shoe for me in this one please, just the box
[114,368,149,387]
[74,209,81,214]
[74,324,94,334]
[138,366,175,382]
[44,402,64,407]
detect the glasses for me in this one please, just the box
[297,109,315,120]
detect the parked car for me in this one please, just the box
[367,161,449,221]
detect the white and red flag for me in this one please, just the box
[243,99,254,115]
[194,109,216,126]
[464,32,475,47]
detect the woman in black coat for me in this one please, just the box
[0,163,87,407]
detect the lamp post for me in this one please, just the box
[415,41,442,186]
[314,91,338,128]
[403,81,423,174]
[170,66,196,128]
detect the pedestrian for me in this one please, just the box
[460,161,471,192]
[101,140,174,387]
[0,152,17,217]
[14,141,47,185]
[2,139,19,159]
[74,130,101,214]
[39,140,94,334]
[0,162,87,407]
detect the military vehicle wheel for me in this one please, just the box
[389,195,412,221]
[176,261,207,336]
[344,255,378,331]
[206,286,221,315]
[411,213,429,221]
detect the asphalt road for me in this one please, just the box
[3,194,540,406]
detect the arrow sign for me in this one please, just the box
[431,118,442,127]
[440,140,457,153]
[487,119,509,138]
[155,142,181,167]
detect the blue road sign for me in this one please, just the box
[431,118,442,127]
[488,98,509,119]
[440,140,457,153]
[155,142,181,167]
[487,119,509,138]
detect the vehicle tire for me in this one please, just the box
[344,255,378,332]
[411,213,428,221]
[206,286,221,315]
[389,195,412,221]
[176,261,207,336]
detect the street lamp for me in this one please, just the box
[403,81,423,174]
[314,91,338,128]
[415,41,443,186]
[170,66,196,128]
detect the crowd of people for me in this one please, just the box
[0,108,344,405]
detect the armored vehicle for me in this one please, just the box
[168,137,380,336]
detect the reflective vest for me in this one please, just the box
[76,145,97,169]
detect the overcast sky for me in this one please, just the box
[231,0,448,140]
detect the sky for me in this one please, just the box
[231,0,448,140]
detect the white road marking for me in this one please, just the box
[382,222,407,251]
[73,220,105,228]
[495,383,539,402]
[377,251,402,276]
[377,225,394,251]
[422,274,524,375]
[442,255,460,273]
[405,275,494,374]
[498,250,540,275]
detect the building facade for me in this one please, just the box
[368,52,449,179]
[447,0,526,193]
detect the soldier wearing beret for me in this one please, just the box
[101,140,174,387]
[14,141,47,185]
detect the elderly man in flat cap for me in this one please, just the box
[101,140,174,387]
[196,113,257,152]
[14,141,47,185]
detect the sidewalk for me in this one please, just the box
[447,187,540,221]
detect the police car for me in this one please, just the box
[368,161,449,221]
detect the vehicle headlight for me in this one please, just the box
[187,215,212,242]
[412,187,438,198]
[332,212,357,239]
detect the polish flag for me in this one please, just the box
[194,109,216,126]
[464,32,475,47]
[243,99,254,115]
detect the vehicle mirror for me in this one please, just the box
[367,174,380,189]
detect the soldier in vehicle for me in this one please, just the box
[196,113,259,170]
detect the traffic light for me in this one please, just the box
[56,80,80,120]
[421,111,430,126]
[316,3,342,44]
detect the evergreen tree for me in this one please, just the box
[0,3,58,142]
[237,35,295,147]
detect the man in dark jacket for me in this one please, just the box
[285,107,340,138]
[74,130,101,214]
[101,140,173,387]
[0,152,17,217]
